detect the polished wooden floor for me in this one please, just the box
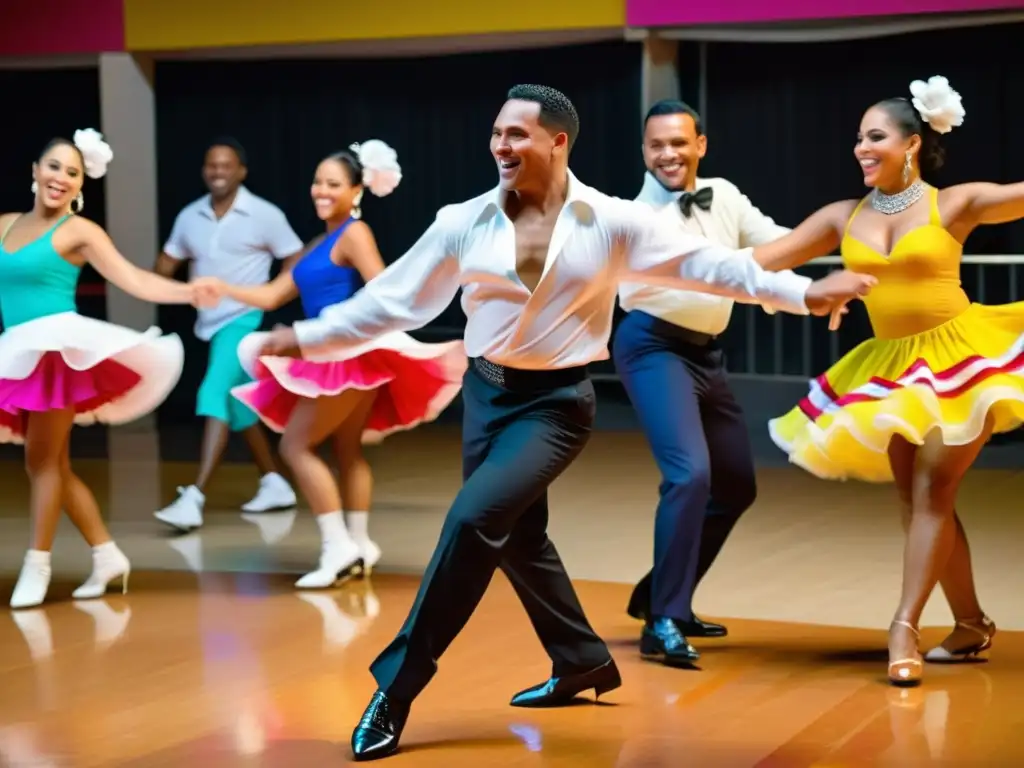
[1,425,1024,765]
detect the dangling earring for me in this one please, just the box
[351,189,364,220]
[72,193,84,214]
[902,151,913,185]
[31,180,38,195]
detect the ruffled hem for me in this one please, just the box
[0,312,184,444]
[233,331,466,444]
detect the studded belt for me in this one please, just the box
[471,357,588,393]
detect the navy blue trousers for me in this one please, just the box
[370,363,611,700]
[613,311,757,623]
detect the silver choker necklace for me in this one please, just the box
[871,179,926,215]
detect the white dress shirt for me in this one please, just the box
[164,186,304,340]
[293,171,812,371]
[619,173,791,336]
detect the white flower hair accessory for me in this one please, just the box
[350,139,402,198]
[909,76,965,135]
[73,128,114,179]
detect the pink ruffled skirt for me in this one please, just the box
[0,312,185,444]
[232,330,466,443]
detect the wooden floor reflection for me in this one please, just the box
[2,571,1021,767]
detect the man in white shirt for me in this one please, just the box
[229,85,873,761]
[615,100,792,666]
[153,137,300,531]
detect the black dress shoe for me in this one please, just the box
[679,616,728,638]
[509,659,621,708]
[351,690,410,761]
[627,597,729,639]
[640,617,700,667]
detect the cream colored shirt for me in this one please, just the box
[618,174,790,335]
[293,171,811,370]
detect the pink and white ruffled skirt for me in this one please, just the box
[232,330,466,443]
[0,312,185,444]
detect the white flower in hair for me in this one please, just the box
[73,128,114,179]
[351,139,402,197]
[909,76,965,135]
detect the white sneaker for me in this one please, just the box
[10,551,52,610]
[72,544,131,600]
[241,472,296,513]
[154,486,204,531]
[295,538,363,590]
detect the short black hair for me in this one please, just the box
[872,97,946,176]
[506,84,580,150]
[207,136,248,167]
[644,100,703,135]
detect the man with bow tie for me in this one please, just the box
[614,99,791,666]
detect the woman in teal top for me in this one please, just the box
[0,130,205,610]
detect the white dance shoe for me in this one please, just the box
[10,551,52,610]
[154,485,205,531]
[72,544,130,600]
[295,538,364,589]
[354,538,382,577]
[241,472,296,513]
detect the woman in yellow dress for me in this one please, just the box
[755,76,1024,687]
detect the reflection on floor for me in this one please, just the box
[1,572,1021,766]
[1,423,1023,764]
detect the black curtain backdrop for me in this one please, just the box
[688,22,1024,377]
[0,67,107,328]
[153,40,643,420]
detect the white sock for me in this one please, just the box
[25,549,51,566]
[345,511,371,542]
[316,511,352,546]
[93,541,120,558]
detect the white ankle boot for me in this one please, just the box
[10,550,52,609]
[295,538,363,589]
[72,543,130,600]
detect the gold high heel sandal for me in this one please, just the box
[888,620,923,687]
[924,615,996,663]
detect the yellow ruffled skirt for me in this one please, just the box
[769,303,1024,482]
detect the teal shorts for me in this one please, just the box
[196,310,264,432]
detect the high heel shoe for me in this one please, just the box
[888,620,923,687]
[72,544,131,600]
[10,551,52,610]
[924,615,996,663]
[354,539,381,578]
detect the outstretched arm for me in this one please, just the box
[221,269,299,311]
[619,199,813,314]
[957,181,1024,227]
[751,201,853,271]
[75,219,195,304]
[290,211,462,355]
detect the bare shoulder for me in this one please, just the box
[340,219,376,244]
[0,212,20,231]
[821,198,860,226]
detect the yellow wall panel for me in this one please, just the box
[124,0,625,51]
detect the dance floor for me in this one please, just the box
[1,424,1023,765]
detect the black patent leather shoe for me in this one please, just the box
[680,616,728,638]
[509,659,621,708]
[627,593,729,639]
[351,690,410,761]
[640,617,700,667]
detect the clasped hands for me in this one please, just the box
[187,276,300,356]
[804,270,878,331]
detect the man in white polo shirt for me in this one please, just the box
[153,137,301,531]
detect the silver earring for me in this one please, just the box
[902,151,913,185]
[31,180,38,195]
[351,205,362,220]
[72,193,84,214]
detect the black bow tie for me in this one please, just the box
[678,187,713,218]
